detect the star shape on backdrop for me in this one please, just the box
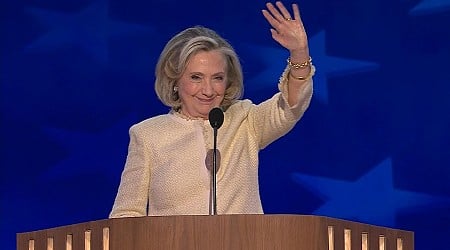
[409,0,450,15]
[39,114,137,181]
[246,30,379,104]
[25,1,153,64]
[291,158,450,227]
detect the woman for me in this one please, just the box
[110,1,315,217]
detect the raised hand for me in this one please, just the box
[262,1,309,55]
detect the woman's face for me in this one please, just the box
[177,50,227,119]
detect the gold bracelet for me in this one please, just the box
[287,56,312,69]
[289,67,314,80]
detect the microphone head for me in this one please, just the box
[208,107,224,129]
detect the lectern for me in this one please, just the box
[17,214,414,249]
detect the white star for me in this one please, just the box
[39,114,137,181]
[25,1,152,63]
[291,158,448,227]
[410,0,450,15]
[245,30,378,104]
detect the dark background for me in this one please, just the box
[2,0,450,249]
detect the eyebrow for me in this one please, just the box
[188,72,225,76]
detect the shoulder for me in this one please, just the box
[226,99,254,116]
[130,114,173,135]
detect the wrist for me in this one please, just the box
[286,56,315,81]
[287,56,312,70]
[289,48,310,62]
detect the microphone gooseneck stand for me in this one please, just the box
[211,126,218,215]
[208,107,224,215]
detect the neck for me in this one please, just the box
[174,109,206,121]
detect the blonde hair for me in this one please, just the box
[154,26,243,110]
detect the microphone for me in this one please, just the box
[208,107,224,129]
[208,107,224,215]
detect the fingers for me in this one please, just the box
[265,2,288,22]
[263,1,304,30]
[268,2,301,21]
[275,1,292,20]
[261,9,280,29]
[262,1,296,32]
[262,2,309,52]
[292,3,301,21]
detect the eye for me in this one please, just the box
[190,74,202,82]
[212,74,225,83]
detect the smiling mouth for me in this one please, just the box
[197,97,215,103]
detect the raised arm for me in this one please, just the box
[262,1,313,107]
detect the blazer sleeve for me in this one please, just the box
[109,124,152,218]
[248,65,314,149]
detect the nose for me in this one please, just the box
[201,79,214,97]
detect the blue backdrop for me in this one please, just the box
[2,0,450,249]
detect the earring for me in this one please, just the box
[173,86,178,92]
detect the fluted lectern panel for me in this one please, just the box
[17,215,414,250]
